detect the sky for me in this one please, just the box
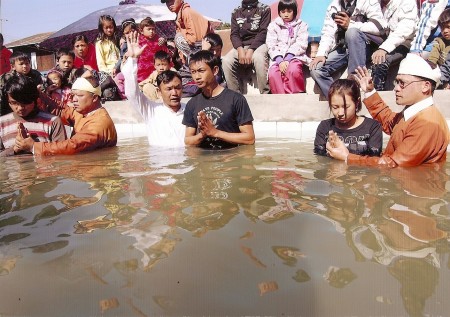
[1,0,275,44]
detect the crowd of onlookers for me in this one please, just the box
[1,0,450,105]
[0,0,449,168]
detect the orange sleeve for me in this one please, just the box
[33,111,117,155]
[347,153,398,167]
[364,93,402,135]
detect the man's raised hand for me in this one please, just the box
[126,30,147,59]
[354,66,374,93]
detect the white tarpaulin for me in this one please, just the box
[41,4,221,50]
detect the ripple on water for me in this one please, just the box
[0,138,449,316]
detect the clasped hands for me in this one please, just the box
[237,47,254,66]
[197,111,218,139]
[14,123,34,154]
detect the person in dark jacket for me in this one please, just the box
[222,0,271,94]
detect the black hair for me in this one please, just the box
[55,48,75,61]
[189,50,221,71]
[97,15,119,46]
[156,70,182,87]
[45,70,64,88]
[154,50,172,63]
[139,17,156,30]
[171,46,184,70]
[416,75,437,93]
[120,18,138,38]
[121,18,136,30]
[71,34,90,47]
[278,0,298,19]
[9,51,30,66]
[438,8,450,28]
[203,33,223,48]
[328,79,362,112]
[1,74,39,113]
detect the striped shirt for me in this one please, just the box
[0,110,67,155]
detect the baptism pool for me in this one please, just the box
[0,137,449,316]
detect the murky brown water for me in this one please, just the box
[0,137,449,316]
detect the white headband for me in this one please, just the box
[72,77,101,96]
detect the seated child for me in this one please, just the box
[137,17,169,83]
[95,15,122,101]
[72,35,99,71]
[202,33,226,87]
[45,69,71,104]
[307,40,319,59]
[140,50,174,101]
[116,18,138,72]
[0,50,44,115]
[95,15,120,76]
[266,0,309,94]
[427,8,450,87]
[51,48,78,87]
[314,79,382,157]
[0,75,67,156]
[113,18,138,99]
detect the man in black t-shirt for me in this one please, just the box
[182,50,255,149]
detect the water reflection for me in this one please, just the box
[0,139,449,316]
[305,161,450,316]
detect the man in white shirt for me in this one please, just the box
[122,31,186,147]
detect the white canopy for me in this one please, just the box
[48,4,221,39]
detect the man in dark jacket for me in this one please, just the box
[222,0,271,94]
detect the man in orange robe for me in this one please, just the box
[15,76,117,155]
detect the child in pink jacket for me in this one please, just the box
[266,0,310,94]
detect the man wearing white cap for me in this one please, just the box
[15,76,117,155]
[326,53,450,167]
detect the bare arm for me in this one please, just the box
[198,111,255,145]
[217,123,255,145]
[184,126,205,146]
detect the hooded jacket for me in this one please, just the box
[266,16,311,67]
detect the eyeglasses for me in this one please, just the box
[393,79,425,89]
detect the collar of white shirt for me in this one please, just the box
[403,96,434,121]
[364,90,434,122]
[163,103,185,115]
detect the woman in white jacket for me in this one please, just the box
[266,0,310,94]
